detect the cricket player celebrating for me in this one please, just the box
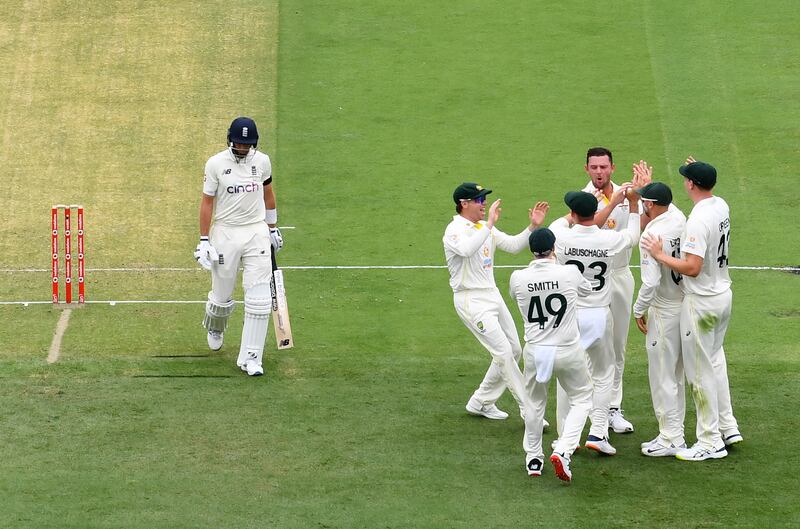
[443,183,548,424]
[509,228,593,482]
[549,189,640,455]
[631,182,688,457]
[194,116,283,376]
[641,158,742,461]
[582,147,636,434]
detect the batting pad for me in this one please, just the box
[203,295,235,332]
[238,282,272,365]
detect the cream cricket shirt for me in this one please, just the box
[583,181,632,270]
[681,196,732,296]
[633,204,687,318]
[203,149,272,226]
[549,214,640,308]
[509,259,593,346]
[443,215,530,292]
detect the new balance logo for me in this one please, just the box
[223,168,232,175]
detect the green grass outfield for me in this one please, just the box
[2,1,799,527]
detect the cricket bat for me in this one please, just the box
[270,251,294,349]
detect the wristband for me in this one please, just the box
[200,236,209,241]
[265,208,278,224]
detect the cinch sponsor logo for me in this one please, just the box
[226,183,261,194]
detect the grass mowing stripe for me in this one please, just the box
[3,264,799,272]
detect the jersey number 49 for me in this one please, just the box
[527,294,567,330]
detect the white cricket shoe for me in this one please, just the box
[585,435,617,456]
[641,436,662,449]
[526,456,543,477]
[242,360,264,377]
[675,443,728,461]
[722,430,744,446]
[641,439,687,457]
[608,408,634,433]
[550,452,572,482]
[207,330,223,351]
[466,397,508,420]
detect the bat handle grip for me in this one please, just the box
[270,249,278,271]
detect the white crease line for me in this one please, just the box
[47,309,72,364]
[1,265,798,272]
[1,300,206,305]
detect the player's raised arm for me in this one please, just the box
[496,200,549,254]
[593,183,630,228]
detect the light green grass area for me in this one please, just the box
[1,1,799,528]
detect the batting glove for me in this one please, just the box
[269,227,283,252]
[194,237,219,271]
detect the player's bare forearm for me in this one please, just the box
[199,194,214,236]
[653,252,701,277]
[263,184,277,226]
[593,202,614,228]
[592,184,630,227]
[627,191,639,214]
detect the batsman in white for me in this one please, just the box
[194,116,283,376]
[581,147,636,434]
[509,227,593,483]
[641,158,742,461]
[549,189,640,456]
[443,182,548,426]
[631,181,689,457]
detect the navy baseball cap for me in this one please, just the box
[564,191,598,217]
[679,161,716,189]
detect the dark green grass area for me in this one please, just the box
[2,0,800,527]
[1,270,798,528]
[277,0,800,268]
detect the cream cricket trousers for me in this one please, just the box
[453,288,527,415]
[557,306,613,440]
[609,267,634,409]
[681,290,738,449]
[523,342,592,459]
[209,222,273,304]
[645,302,686,446]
